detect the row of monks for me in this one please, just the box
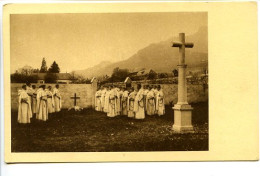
[94,84,165,119]
[17,83,62,124]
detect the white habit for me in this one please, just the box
[46,89,55,114]
[18,89,32,123]
[146,90,156,115]
[53,87,62,112]
[134,89,145,119]
[107,89,117,117]
[36,88,48,121]
[156,89,165,116]
[95,90,102,111]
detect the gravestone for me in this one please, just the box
[70,93,80,106]
[68,93,82,111]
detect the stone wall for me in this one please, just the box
[11,83,96,110]
[131,83,208,105]
[11,81,207,110]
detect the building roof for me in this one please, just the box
[31,73,73,80]
[124,77,132,83]
[91,77,97,83]
[129,68,156,77]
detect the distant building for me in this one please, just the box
[124,77,132,88]
[128,68,157,80]
[31,73,74,84]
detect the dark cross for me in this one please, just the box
[70,93,80,106]
[172,33,194,65]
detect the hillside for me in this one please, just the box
[74,26,208,78]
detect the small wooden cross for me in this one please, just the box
[172,33,194,65]
[70,93,80,106]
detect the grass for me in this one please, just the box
[11,102,208,152]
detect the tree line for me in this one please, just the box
[100,67,179,84]
[11,58,61,83]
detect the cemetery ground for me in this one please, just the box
[11,102,208,152]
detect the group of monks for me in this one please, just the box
[17,83,62,124]
[17,82,165,123]
[94,84,165,119]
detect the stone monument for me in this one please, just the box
[172,33,194,132]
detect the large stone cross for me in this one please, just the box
[70,93,80,106]
[172,33,194,133]
[172,33,194,65]
[172,33,194,105]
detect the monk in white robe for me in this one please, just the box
[118,88,124,115]
[104,86,111,113]
[107,87,117,117]
[152,85,159,112]
[18,85,32,123]
[115,87,121,116]
[95,89,102,111]
[121,88,129,116]
[146,87,156,116]
[143,85,149,113]
[46,86,55,114]
[134,84,145,119]
[156,86,165,116]
[101,86,107,112]
[26,83,34,119]
[53,84,62,112]
[35,87,42,115]
[31,85,37,115]
[127,88,136,118]
[36,85,48,121]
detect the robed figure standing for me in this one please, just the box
[95,88,102,111]
[134,84,145,119]
[107,87,117,117]
[26,83,34,119]
[101,86,107,112]
[46,86,55,114]
[53,84,62,112]
[152,85,159,110]
[121,87,129,116]
[18,85,32,123]
[36,85,48,121]
[115,87,121,116]
[31,85,37,115]
[143,85,149,114]
[127,87,136,118]
[146,86,156,116]
[104,86,111,113]
[156,85,165,116]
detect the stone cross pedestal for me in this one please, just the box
[172,33,194,133]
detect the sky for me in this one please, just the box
[10,12,207,73]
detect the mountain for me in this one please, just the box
[74,61,113,78]
[74,26,208,78]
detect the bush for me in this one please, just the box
[110,67,130,82]
[158,73,168,78]
[147,71,157,80]
[44,73,57,83]
[11,73,38,83]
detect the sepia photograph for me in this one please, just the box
[10,12,208,152]
[3,2,258,163]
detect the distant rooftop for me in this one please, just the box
[31,73,73,80]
